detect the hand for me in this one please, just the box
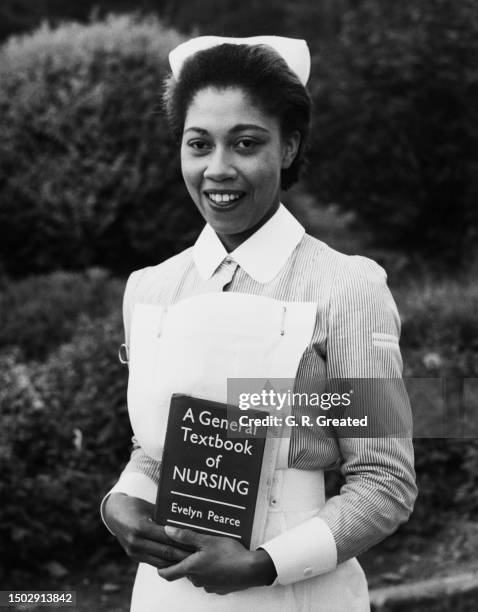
[157,526,277,595]
[103,494,194,568]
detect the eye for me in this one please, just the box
[236,138,260,151]
[187,139,212,153]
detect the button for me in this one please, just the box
[270,498,278,506]
[303,567,314,577]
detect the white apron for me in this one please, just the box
[127,292,370,611]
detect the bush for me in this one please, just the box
[0,268,124,360]
[396,277,478,365]
[0,2,157,41]
[0,271,133,575]
[306,0,478,266]
[394,276,478,534]
[0,314,132,575]
[0,15,203,277]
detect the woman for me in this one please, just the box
[101,36,417,611]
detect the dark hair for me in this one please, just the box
[163,43,312,190]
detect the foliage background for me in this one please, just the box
[0,0,476,598]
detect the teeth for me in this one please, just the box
[207,193,242,203]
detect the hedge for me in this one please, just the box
[0,15,203,277]
[0,298,132,574]
[306,0,478,266]
[0,268,123,361]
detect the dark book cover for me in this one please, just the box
[154,394,271,549]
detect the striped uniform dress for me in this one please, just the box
[103,204,417,611]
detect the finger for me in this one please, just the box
[164,526,205,549]
[122,535,191,563]
[144,556,177,569]
[142,520,196,551]
[131,552,177,570]
[188,576,201,588]
[204,586,229,595]
[157,557,195,582]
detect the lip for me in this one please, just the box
[203,189,246,194]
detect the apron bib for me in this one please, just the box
[127,292,370,611]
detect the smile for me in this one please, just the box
[204,192,246,206]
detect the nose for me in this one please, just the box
[203,147,237,181]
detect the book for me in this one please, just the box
[154,394,274,549]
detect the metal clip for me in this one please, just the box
[118,343,129,364]
[280,306,287,336]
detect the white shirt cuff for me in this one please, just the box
[100,472,158,535]
[259,516,337,585]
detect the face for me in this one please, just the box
[181,86,300,251]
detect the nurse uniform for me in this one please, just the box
[102,204,417,611]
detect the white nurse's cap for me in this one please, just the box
[168,35,311,86]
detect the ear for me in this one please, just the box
[281,130,301,169]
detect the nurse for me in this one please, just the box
[102,36,417,611]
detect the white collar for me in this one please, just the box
[192,204,305,283]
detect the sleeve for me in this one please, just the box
[100,270,163,533]
[260,256,417,585]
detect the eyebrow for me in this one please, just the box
[184,124,270,135]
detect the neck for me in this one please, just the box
[216,201,280,252]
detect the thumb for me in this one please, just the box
[164,525,204,548]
